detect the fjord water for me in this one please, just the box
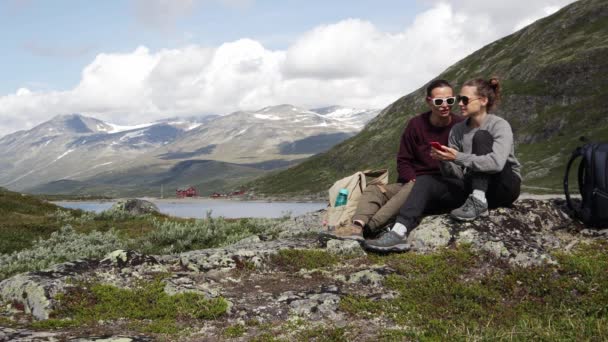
[53,199,327,219]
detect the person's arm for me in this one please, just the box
[454,120,513,173]
[396,122,417,183]
[439,129,464,179]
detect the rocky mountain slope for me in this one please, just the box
[0,105,378,196]
[249,0,608,195]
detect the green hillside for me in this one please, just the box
[248,0,608,195]
[0,187,63,254]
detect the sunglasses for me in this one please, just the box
[429,97,456,107]
[457,95,482,106]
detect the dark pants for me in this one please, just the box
[396,130,521,229]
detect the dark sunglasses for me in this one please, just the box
[429,97,456,106]
[457,95,482,106]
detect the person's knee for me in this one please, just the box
[472,130,493,155]
[362,184,382,196]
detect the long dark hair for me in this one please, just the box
[426,79,453,97]
[463,77,501,112]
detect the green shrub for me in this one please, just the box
[0,225,124,279]
[132,215,282,255]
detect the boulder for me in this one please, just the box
[404,199,591,266]
[109,199,159,215]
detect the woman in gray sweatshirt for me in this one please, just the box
[364,77,521,252]
[435,77,521,220]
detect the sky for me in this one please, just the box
[0,0,577,137]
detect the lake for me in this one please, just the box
[52,199,328,219]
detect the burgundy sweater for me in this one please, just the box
[397,111,464,183]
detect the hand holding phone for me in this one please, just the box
[430,141,445,151]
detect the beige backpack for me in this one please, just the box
[323,169,388,229]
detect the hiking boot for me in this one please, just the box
[319,223,364,241]
[450,194,489,221]
[363,230,409,252]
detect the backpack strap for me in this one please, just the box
[564,146,583,212]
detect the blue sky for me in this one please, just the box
[0,0,576,136]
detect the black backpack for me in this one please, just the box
[564,143,608,227]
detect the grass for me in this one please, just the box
[342,243,608,341]
[0,188,65,254]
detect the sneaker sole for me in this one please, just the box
[363,243,409,252]
[450,210,489,222]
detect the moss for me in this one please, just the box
[224,324,247,338]
[52,278,228,332]
[0,317,16,327]
[250,333,282,342]
[270,249,339,271]
[140,319,182,335]
[378,329,415,341]
[30,319,78,329]
[296,326,349,342]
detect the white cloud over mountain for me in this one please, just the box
[0,0,575,137]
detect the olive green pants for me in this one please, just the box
[351,182,414,232]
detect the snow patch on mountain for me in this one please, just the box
[103,122,158,134]
[54,149,74,162]
[254,114,282,121]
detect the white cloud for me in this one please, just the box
[0,0,576,137]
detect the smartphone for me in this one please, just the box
[430,141,445,151]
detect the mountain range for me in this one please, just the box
[0,105,379,196]
[248,0,608,195]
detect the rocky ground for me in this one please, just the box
[0,198,606,341]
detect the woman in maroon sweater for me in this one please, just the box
[323,79,464,241]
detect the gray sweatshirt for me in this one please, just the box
[440,114,522,180]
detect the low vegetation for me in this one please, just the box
[45,277,227,335]
[133,214,281,255]
[341,243,608,341]
[270,249,339,272]
[0,189,285,280]
[2,187,607,340]
[0,225,123,279]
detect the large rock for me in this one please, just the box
[0,259,99,320]
[177,237,317,272]
[0,251,162,321]
[109,199,159,215]
[405,199,592,266]
[325,239,366,257]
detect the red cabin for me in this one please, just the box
[176,186,197,198]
